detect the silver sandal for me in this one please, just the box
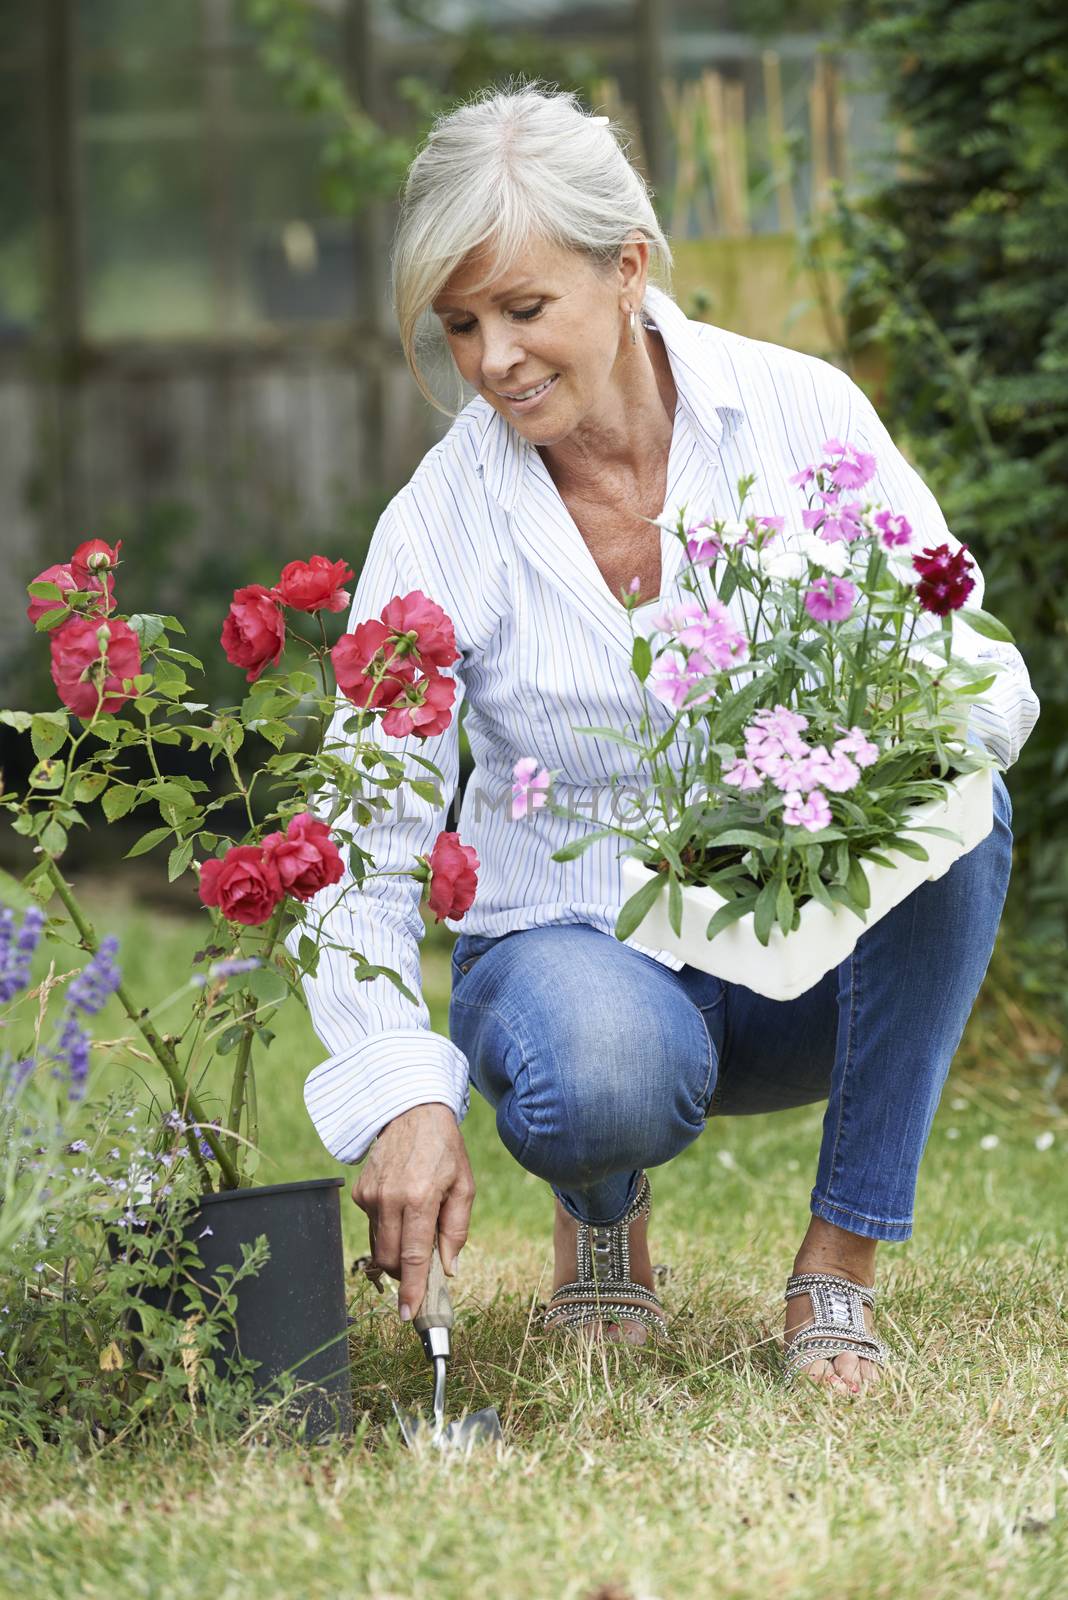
[544,1171,668,1341]
[782,1270,890,1383]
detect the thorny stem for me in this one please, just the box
[43,860,241,1191]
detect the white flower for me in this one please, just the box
[946,1127,960,1140]
[718,519,750,546]
[1035,1131,1055,1152]
[950,1096,968,1111]
[716,1149,737,1169]
[979,1133,1000,1151]
[757,547,808,581]
[800,532,849,575]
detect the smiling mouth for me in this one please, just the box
[496,374,559,402]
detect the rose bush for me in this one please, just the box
[1,546,478,1192]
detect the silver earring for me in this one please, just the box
[629,307,638,345]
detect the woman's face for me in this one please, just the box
[431,235,644,447]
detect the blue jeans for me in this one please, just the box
[449,774,1013,1242]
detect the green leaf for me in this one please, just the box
[40,819,68,856]
[775,877,794,934]
[570,726,645,753]
[705,895,756,941]
[806,865,836,911]
[709,676,768,747]
[753,879,778,947]
[27,580,64,600]
[125,827,172,858]
[245,968,289,1005]
[0,867,35,912]
[297,933,318,973]
[958,605,1014,644]
[34,607,71,632]
[614,872,667,943]
[73,771,109,802]
[703,827,778,853]
[349,960,418,1006]
[0,710,32,733]
[167,840,194,881]
[667,872,683,937]
[127,613,167,649]
[845,855,871,911]
[29,759,65,790]
[102,784,138,822]
[144,781,196,813]
[828,883,868,922]
[550,827,622,863]
[631,634,653,683]
[215,1025,246,1057]
[889,835,930,862]
[407,778,443,806]
[30,715,68,760]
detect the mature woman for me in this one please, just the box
[295,88,1038,1396]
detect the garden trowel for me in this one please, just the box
[393,1245,503,1452]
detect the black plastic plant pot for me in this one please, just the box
[110,1176,353,1442]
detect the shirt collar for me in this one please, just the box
[474,283,746,513]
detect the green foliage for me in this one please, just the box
[831,0,1068,938]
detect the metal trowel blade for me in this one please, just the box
[392,1399,503,1451]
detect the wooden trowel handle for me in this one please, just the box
[413,1243,454,1333]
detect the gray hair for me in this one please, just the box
[391,84,673,414]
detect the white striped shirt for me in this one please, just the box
[295,285,1040,1164]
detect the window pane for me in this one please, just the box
[83,135,214,337]
[0,64,42,337]
[79,0,200,57]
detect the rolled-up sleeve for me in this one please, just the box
[843,381,1040,770]
[288,506,471,1164]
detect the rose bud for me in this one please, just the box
[423,830,479,923]
[221,584,286,682]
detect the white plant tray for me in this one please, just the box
[618,766,994,1001]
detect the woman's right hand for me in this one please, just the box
[351,1102,475,1321]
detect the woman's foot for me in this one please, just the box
[552,1195,657,1345]
[784,1216,882,1396]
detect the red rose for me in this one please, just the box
[71,539,122,582]
[380,590,459,671]
[426,831,479,923]
[381,671,456,739]
[912,543,976,616]
[261,812,345,901]
[273,555,354,614]
[198,845,284,926]
[221,584,286,682]
[27,560,113,624]
[49,616,142,719]
[332,621,417,709]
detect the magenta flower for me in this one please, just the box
[809,747,861,793]
[788,464,816,487]
[822,439,878,491]
[874,510,912,549]
[649,652,715,710]
[758,515,786,534]
[685,534,722,566]
[511,757,551,820]
[722,757,763,791]
[656,599,748,671]
[802,500,867,543]
[834,726,879,768]
[783,788,833,832]
[912,543,976,616]
[804,576,857,622]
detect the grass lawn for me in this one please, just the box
[1,883,1065,1599]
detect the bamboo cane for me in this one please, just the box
[762,48,796,234]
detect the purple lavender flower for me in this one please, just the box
[0,905,45,1002]
[66,937,121,1016]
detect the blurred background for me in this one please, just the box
[1,0,1064,1083]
